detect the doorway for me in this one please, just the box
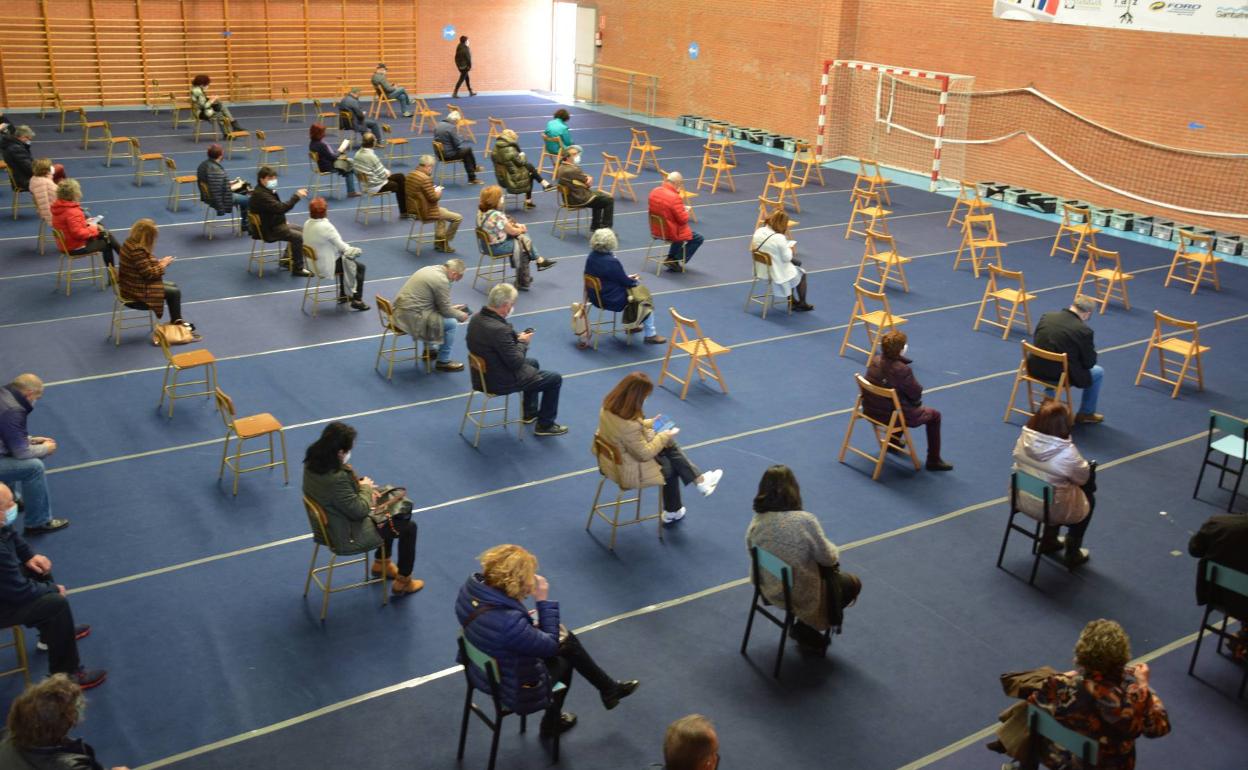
[552,2,596,100]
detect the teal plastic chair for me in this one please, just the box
[1193,410,1247,512]
[1024,704,1099,770]
[996,470,1059,586]
[457,633,568,770]
[1187,559,1248,699]
[740,545,835,678]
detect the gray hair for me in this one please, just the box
[445,258,465,274]
[9,373,43,396]
[666,171,683,184]
[486,282,518,310]
[15,125,35,139]
[417,154,435,168]
[589,228,618,253]
[1072,296,1096,315]
[446,110,461,122]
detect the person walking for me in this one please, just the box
[453,35,475,97]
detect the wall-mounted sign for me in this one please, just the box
[442,25,456,41]
[688,42,700,60]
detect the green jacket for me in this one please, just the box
[302,466,382,552]
[491,137,530,193]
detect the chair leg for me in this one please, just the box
[996,512,1016,569]
[457,686,474,760]
[1027,520,1043,586]
[773,614,790,678]
[1188,606,1212,675]
[303,543,320,596]
[740,592,758,655]
[486,718,503,770]
[320,554,335,621]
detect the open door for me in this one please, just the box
[552,2,596,100]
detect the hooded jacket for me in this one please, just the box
[1,134,34,190]
[1010,427,1091,525]
[490,136,530,193]
[50,199,97,253]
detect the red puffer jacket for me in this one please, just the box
[648,182,691,242]
[50,198,98,253]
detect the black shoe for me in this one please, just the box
[291,269,313,278]
[469,91,477,97]
[337,295,351,304]
[452,92,460,99]
[521,414,538,425]
[435,361,464,372]
[925,459,954,472]
[1064,547,1090,568]
[539,712,577,738]
[536,258,556,271]
[24,518,70,535]
[534,423,569,436]
[601,679,639,710]
[792,302,815,312]
[350,299,370,312]
[70,668,107,690]
[37,624,90,652]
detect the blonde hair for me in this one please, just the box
[55,178,82,202]
[479,544,537,601]
[1074,618,1131,675]
[125,218,159,252]
[32,158,53,177]
[479,185,503,212]
[500,129,518,142]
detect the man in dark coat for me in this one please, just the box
[196,144,249,223]
[1,126,36,191]
[465,283,567,436]
[863,331,953,471]
[453,35,475,98]
[337,88,382,141]
[433,110,482,184]
[1029,296,1104,424]
[1189,513,1248,655]
[248,166,310,276]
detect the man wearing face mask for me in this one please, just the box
[248,166,311,277]
[0,483,106,689]
[555,145,614,232]
[864,331,953,472]
[0,374,69,534]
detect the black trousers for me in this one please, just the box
[270,223,304,271]
[656,443,701,513]
[0,572,80,675]
[163,282,183,322]
[71,230,121,268]
[587,193,614,229]
[373,518,417,577]
[541,629,613,725]
[444,147,479,178]
[335,259,366,301]
[454,69,473,95]
[521,163,545,197]
[378,173,408,216]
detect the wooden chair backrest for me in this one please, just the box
[302,245,318,270]
[668,308,713,356]
[432,140,448,161]
[467,352,490,393]
[854,373,904,426]
[247,212,265,240]
[488,116,505,130]
[542,132,562,149]
[1060,202,1089,226]
[751,249,772,269]
[213,387,237,427]
[592,433,622,466]
[1022,340,1068,370]
[164,157,178,174]
[601,152,622,173]
[302,495,333,545]
[1153,310,1199,342]
[154,325,177,362]
[765,161,789,182]
[128,137,142,154]
[583,273,604,304]
[965,213,998,241]
[865,228,894,251]
[1085,245,1122,274]
[986,263,1025,287]
[255,129,268,142]
[959,180,982,201]
[853,281,891,310]
[1178,230,1213,255]
[374,294,404,335]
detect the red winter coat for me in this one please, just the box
[648,182,692,242]
[50,198,98,253]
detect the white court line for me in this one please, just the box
[132,429,1209,770]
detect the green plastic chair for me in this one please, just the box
[1193,410,1247,512]
[1187,559,1248,699]
[1024,704,1099,769]
[740,545,836,678]
[997,470,1060,586]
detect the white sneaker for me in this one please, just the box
[696,469,723,497]
[661,507,686,524]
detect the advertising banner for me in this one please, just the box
[993,0,1248,38]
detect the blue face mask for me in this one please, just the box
[265,179,279,190]
[3,504,17,527]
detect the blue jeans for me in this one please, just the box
[668,232,705,266]
[232,193,250,223]
[518,358,562,429]
[642,312,658,338]
[0,456,52,528]
[334,170,358,194]
[1045,364,1103,415]
[437,317,458,363]
[390,88,412,113]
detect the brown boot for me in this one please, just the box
[372,558,398,579]
[391,575,425,594]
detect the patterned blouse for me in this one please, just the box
[1027,666,1170,770]
[476,209,509,245]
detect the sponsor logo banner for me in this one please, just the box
[993,0,1248,36]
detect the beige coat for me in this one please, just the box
[393,264,459,343]
[29,175,56,224]
[594,409,667,490]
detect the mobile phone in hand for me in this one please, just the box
[523,327,535,334]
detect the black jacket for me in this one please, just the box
[196,159,233,215]
[1029,309,1097,388]
[455,42,472,71]
[248,185,300,238]
[0,735,105,770]
[465,308,538,394]
[0,526,54,608]
[1,134,34,190]
[1189,514,1248,620]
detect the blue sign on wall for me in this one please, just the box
[688,42,700,60]
[442,25,456,41]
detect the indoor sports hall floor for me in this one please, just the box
[0,94,1244,769]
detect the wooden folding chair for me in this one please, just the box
[656,164,699,222]
[485,117,506,154]
[845,187,891,240]
[255,130,287,170]
[586,435,664,551]
[696,133,736,194]
[657,308,731,400]
[745,250,792,320]
[223,129,252,159]
[78,110,108,151]
[374,295,433,379]
[445,103,478,142]
[1134,311,1210,398]
[707,123,737,164]
[946,180,991,228]
[433,140,465,186]
[409,97,441,134]
[102,122,135,166]
[312,99,339,135]
[1075,246,1133,314]
[789,141,825,187]
[1005,341,1073,422]
[381,124,411,166]
[953,213,1005,278]
[156,328,217,418]
[55,95,83,133]
[281,87,307,122]
[52,228,104,296]
[1050,203,1100,263]
[838,373,921,481]
[839,283,907,360]
[598,152,638,202]
[582,275,627,350]
[5,165,34,221]
[132,141,166,187]
[354,172,392,225]
[643,214,684,275]
[166,158,200,212]
[973,265,1036,340]
[369,84,397,120]
[856,158,892,204]
[551,183,590,239]
[763,162,801,213]
[855,228,910,293]
[754,194,797,230]
[1164,230,1221,295]
[624,128,663,175]
[537,133,564,177]
[168,92,192,130]
[214,388,288,496]
[36,82,53,118]
[247,213,289,276]
[308,151,341,199]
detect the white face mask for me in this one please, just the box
[341,451,352,466]
[901,343,909,357]
[3,504,17,527]
[569,154,580,165]
[265,179,278,190]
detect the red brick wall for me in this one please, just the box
[413,0,552,95]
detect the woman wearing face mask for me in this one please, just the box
[301,422,423,595]
[862,330,953,472]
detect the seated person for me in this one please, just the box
[746,465,862,653]
[597,372,722,525]
[864,331,953,471]
[1027,620,1170,769]
[1,125,36,191]
[0,675,128,769]
[371,62,412,117]
[29,157,57,229]
[337,87,382,141]
[491,128,552,208]
[353,133,407,217]
[0,483,104,688]
[662,715,719,770]
[584,228,664,345]
[1188,513,1248,660]
[196,144,250,224]
[303,197,368,311]
[455,544,638,737]
[476,185,555,291]
[190,74,242,139]
[1012,399,1094,567]
[50,179,120,268]
[465,283,567,436]
[248,166,310,276]
[433,109,482,184]
[119,219,193,330]
[308,123,358,197]
[544,109,572,155]
[301,422,422,594]
[392,259,470,373]
[406,155,462,253]
[750,210,813,311]
[555,145,613,231]
[0,375,67,534]
[1030,296,1104,425]
[648,171,704,271]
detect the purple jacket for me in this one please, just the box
[864,355,926,424]
[0,385,47,461]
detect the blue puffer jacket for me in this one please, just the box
[455,574,560,715]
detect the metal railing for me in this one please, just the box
[574,62,658,117]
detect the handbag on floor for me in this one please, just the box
[152,323,199,346]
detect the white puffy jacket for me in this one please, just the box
[1010,427,1091,525]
